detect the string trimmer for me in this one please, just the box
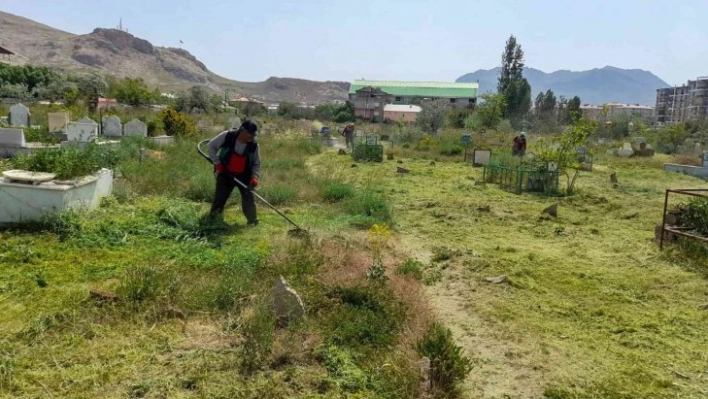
[197,139,308,238]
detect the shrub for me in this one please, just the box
[674,198,708,237]
[326,285,407,349]
[321,181,355,203]
[396,258,424,280]
[240,303,276,374]
[415,322,473,395]
[159,107,197,137]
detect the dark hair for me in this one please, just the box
[240,120,258,135]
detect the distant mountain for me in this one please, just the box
[457,66,670,106]
[0,10,349,103]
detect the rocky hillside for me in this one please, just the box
[457,66,670,105]
[0,10,349,103]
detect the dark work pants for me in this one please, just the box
[345,133,354,148]
[210,173,257,223]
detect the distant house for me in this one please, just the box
[0,44,14,63]
[580,102,655,121]
[97,97,118,109]
[383,104,422,125]
[348,80,478,122]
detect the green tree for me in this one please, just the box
[568,96,581,124]
[504,79,532,128]
[278,101,299,119]
[466,92,505,130]
[498,35,531,129]
[498,35,525,94]
[187,85,211,113]
[110,77,155,107]
[416,100,449,134]
[658,123,689,154]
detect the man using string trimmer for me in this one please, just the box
[207,120,261,226]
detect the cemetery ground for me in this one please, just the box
[309,147,708,398]
[1,125,708,398]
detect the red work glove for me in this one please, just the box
[214,163,224,174]
[250,176,259,188]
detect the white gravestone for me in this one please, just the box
[0,128,26,147]
[618,143,633,157]
[473,149,492,166]
[124,119,148,137]
[47,112,70,133]
[102,115,123,137]
[8,103,30,127]
[66,117,98,142]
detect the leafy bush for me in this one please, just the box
[23,126,58,144]
[159,107,197,137]
[321,181,355,203]
[415,322,473,395]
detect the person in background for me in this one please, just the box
[342,123,355,149]
[512,131,527,157]
[207,120,261,226]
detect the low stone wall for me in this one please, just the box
[663,163,708,179]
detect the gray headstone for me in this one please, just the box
[124,119,147,137]
[270,276,305,327]
[8,103,30,127]
[703,151,708,168]
[47,112,70,133]
[473,149,491,166]
[102,115,122,137]
[0,128,26,147]
[66,117,99,142]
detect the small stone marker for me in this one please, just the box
[610,173,618,184]
[102,115,122,137]
[270,276,305,327]
[484,275,508,284]
[47,112,70,133]
[387,153,394,160]
[8,103,30,127]
[397,167,410,174]
[124,119,148,137]
[542,203,558,218]
[0,128,26,147]
[429,161,436,166]
[66,117,99,142]
[338,149,347,155]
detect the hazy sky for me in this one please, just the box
[2,0,706,86]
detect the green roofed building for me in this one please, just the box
[348,79,479,121]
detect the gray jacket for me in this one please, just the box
[207,130,261,177]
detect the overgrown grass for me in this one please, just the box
[0,125,428,399]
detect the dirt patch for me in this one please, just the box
[399,239,553,399]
